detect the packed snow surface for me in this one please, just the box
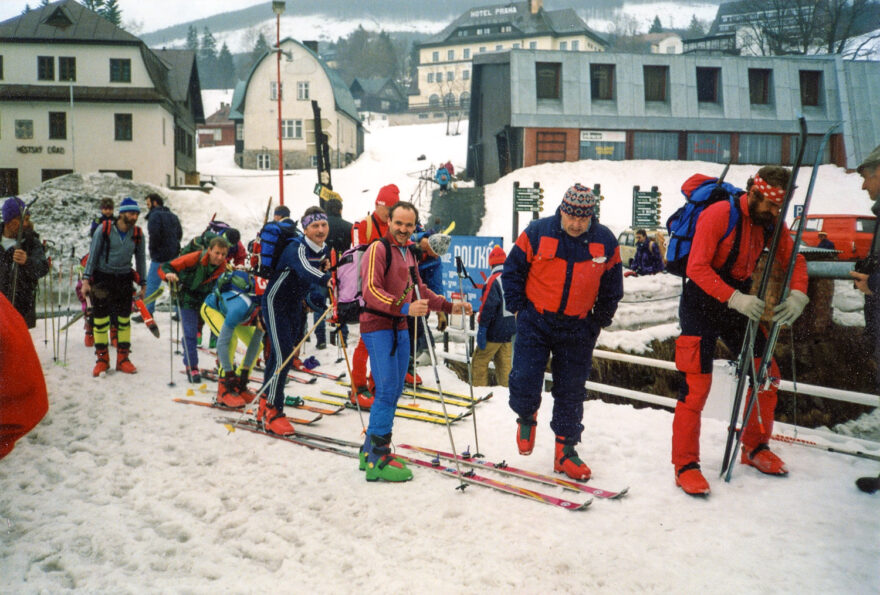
[2,120,878,592]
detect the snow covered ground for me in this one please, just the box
[3,120,879,592]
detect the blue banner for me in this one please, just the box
[440,236,503,310]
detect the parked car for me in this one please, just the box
[790,214,876,261]
[617,228,667,268]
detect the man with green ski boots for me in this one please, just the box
[358,201,471,481]
[503,184,623,481]
[672,166,808,496]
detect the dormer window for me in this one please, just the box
[43,6,73,28]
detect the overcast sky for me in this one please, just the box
[0,0,268,33]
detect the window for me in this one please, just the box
[463,48,471,59]
[310,155,319,168]
[48,112,66,139]
[804,218,822,231]
[281,119,302,139]
[257,154,271,170]
[42,169,73,182]
[643,65,668,102]
[297,81,309,100]
[447,71,454,81]
[560,41,568,50]
[748,68,772,105]
[38,56,54,80]
[857,218,876,234]
[436,72,443,83]
[427,73,434,83]
[460,91,470,107]
[99,169,132,180]
[447,50,454,60]
[590,64,615,100]
[462,70,470,81]
[114,113,132,141]
[235,123,243,141]
[696,67,720,103]
[432,51,439,62]
[501,26,512,33]
[59,57,76,81]
[0,55,3,80]
[444,93,455,107]
[495,45,503,51]
[270,81,282,100]
[429,94,440,107]
[536,62,561,100]
[479,46,486,53]
[536,131,567,163]
[529,41,537,49]
[109,58,131,83]
[15,120,33,140]
[571,41,579,51]
[799,70,822,107]
[513,43,521,49]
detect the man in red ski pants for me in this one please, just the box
[673,166,809,495]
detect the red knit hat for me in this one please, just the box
[375,184,400,207]
[488,245,506,267]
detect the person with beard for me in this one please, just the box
[0,197,49,328]
[672,166,809,496]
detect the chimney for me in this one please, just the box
[530,0,542,14]
[304,40,319,54]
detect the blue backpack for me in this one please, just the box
[255,218,299,278]
[666,174,743,277]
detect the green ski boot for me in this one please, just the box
[363,433,412,482]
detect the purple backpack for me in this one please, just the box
[334,238,392,325]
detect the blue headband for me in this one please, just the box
[302,213,327,228]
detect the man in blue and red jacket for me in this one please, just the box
[503,184,623,481]
[673,165,809,496]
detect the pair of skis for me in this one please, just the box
[719,118,839,481]
[218,418,628,509]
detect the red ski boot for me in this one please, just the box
[675,462,711,496]
[553,436,591,481]
[516,413,537,455]
[92,346,110,377]
[115,343,137,374]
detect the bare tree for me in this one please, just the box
[819,0,880,55]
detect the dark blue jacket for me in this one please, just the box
[503,209,623,328]
[629,239,665,275]
[479,266,516,342]
[146,206,182,262]
[89,214,114,238]
[267,235,331,306]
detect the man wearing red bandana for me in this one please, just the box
[673,166,809,496]
[502,183,623,481]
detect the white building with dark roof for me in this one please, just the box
[0,0,204,195]
[411,0,606,110]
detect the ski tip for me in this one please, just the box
[224,423,235,433]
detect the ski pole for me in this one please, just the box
[168,283,177,387]
[41,250,49,349]
[48,250,57,362]
[725,121,837,482]
[176,287,197,381]
[336,321,366,431]
[62,246,75,366]
[410,266,468,492]
[720,116,808,479]
[234,305,334,425]
[456,256,481,457]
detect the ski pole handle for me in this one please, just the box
[455,256,465,277]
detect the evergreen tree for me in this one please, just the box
[100,0,121,25]
[81,0,105,10]
[185,25,199,52]
[216,43,236,90]
[199,27,219,88]
[21,3,31,14]
[252,32,271,60]
[686,14,705,39]
[649,15,663,33]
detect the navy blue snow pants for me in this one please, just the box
[508,304,600,442]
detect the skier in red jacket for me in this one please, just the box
[673,166,809,496]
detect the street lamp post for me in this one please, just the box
[273,1,286,205]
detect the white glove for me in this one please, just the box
[727,290,765,321]
[772,290,809,326]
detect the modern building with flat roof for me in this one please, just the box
[467,49,880,185]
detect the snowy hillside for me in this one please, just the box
[3,120,878,592]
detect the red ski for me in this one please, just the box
[134,298,160,338]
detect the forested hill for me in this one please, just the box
[141,0,719,43]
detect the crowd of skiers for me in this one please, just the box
[3,144,880,493]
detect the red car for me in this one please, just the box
[790,214,876,261]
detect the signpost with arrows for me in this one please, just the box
[632,185,662,229]
[512,181,544,241]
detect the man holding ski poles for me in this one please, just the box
[503,184,623,481]
[358,201,471,482]
[0,196,49,328]
[81,197,147,377]
[673,166,809,496]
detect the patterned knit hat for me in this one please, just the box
[118,197,141,213]
[488,245,507,267]
[560,184,598,218]
[427,233,451,256]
